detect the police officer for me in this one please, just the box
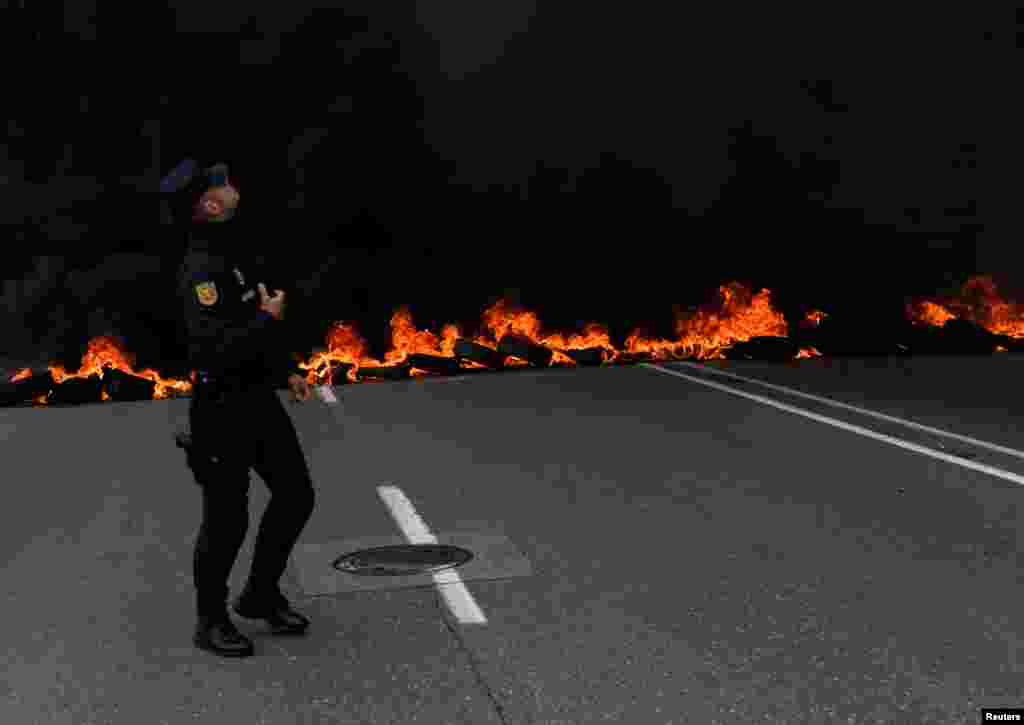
[162,158,317,658]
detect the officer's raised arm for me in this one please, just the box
[257,283,307,383]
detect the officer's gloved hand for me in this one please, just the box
[174,427,192,450]
[258,284,286,320]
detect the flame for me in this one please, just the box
[803,310,828,327]
[623,283,788,361]
[471,300,616,366]
[541,322,616,366]
[306,322,373,382]
[384,307,460,365]
[12,279,839,405]
[906,300,956,327]
[795,346,823,359]
[481,299,543,343]
[41,336,193,400]
[286,283,806,386]
[544,321,614,351]
[907,275,1024,338]
[22,271,1024,408]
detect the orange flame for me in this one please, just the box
[906,300,956,327]
[384,307,461,365]
[542,322,615,351]
[623,283,788,361]
[299,282,804,378]
[44,336,193,400]
[15,279,826,404]
[24,273,1024,407]
[306,322,372,382]
[795,346,823,359]
[480,299,543,343]
[803,310,828,327]
[471,300,612,366]
[907,275,1024,338]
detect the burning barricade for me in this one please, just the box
[4,276,1023,407]
[902,277,1024,354]
[1,337,193,407]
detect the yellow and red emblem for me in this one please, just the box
[195,281,218,306]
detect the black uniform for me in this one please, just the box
[177,229,315,620]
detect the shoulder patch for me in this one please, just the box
[194,281,219,306]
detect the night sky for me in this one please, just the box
[3,3,1018,371]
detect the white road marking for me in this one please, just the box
[659,360,1024,460]
[641,363,1024,487]
[376,485,488,625]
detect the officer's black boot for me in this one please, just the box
[193,612,255,657]
[233,582,310,635]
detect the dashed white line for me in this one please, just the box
[641,363,1024,487]
[376,485,488,625]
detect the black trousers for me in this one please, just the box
[186,383,316,618]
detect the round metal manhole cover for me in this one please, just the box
[332,544,474,576]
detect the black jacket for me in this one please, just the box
[178,231,304,388]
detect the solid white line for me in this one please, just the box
[658,360,1024,460]
[640,363,1024,487]
[376,485,488,625]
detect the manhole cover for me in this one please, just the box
[332,544,474,576]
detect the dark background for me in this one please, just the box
[2,3,1019,375]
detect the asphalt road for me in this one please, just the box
[3,355,1024,724]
